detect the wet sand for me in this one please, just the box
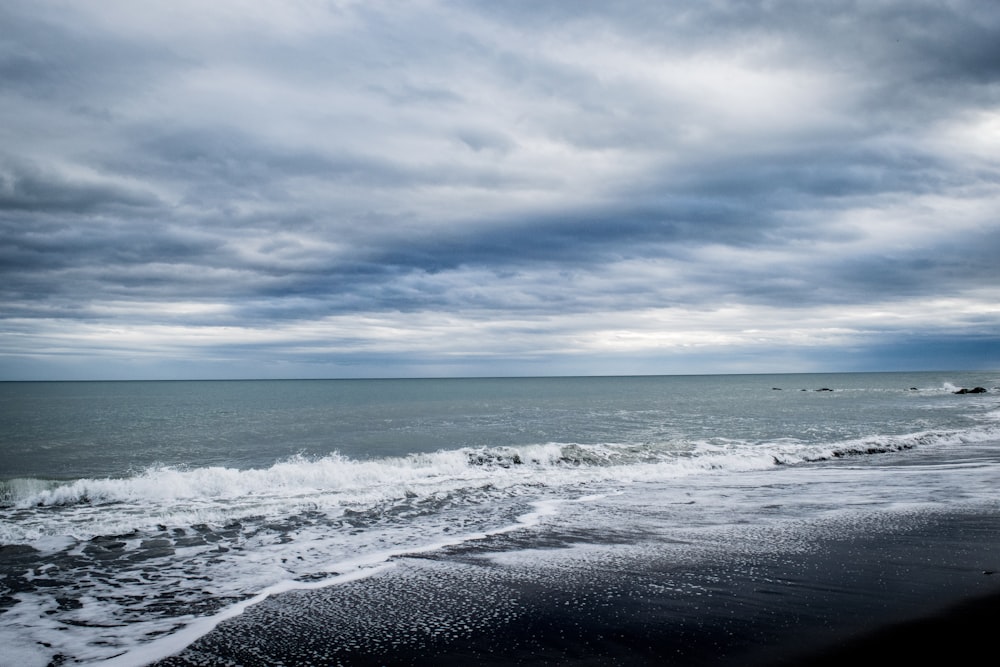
[156,509,1000,666]
[775,590,1000,667]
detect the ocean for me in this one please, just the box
[1,372,998,665]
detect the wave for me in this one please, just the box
[0,477,64,505]
[5,420,999,513]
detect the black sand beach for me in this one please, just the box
[156,509,1000,666]
[776,590,1000,667]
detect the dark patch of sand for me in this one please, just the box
[156,510,1000,666]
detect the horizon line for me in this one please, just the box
[1,369,994,383]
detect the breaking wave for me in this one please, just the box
[4,417,999,545]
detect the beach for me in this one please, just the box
[781,589,1000,667]
[153,505,1000,666]
[2,374,998,665]
[4,1,999,662]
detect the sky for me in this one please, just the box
[1,0,999,380]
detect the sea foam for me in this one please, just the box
[5,420,999,545]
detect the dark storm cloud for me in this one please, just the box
[1,0,998,378]
[0,159,160,213]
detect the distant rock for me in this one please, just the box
[954,387,987,394]
[772,387,782,390]
[815,388,833,392]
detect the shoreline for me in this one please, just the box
[156,507,1000,666]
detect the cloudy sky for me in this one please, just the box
[1,0,998,380]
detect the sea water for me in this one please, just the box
[1,372,998,665]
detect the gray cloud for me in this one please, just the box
[1,0,998,378]
[0,158,160,214]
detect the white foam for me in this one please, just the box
[98,498,570,666]
[99,563,397,667]
[6,420,1000,546]
[5,424,999,665]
